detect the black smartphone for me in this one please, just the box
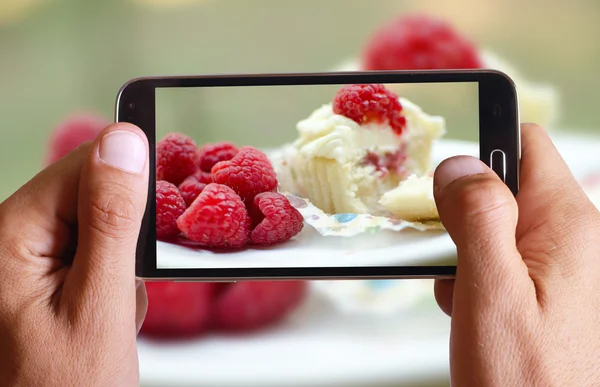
[115,70,519,281]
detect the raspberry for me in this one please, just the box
[156,133,199,185]
[46,113,110,165]
[176,183,250,248]
[178,175,208,207]
[250,192,304,245]
[333,84,406,135]
[140,282,218,339]
[363,14,483,71]
[213,281,307,332]
[211,146,278,205]
[198,142,239,172]
[156,181,186,239]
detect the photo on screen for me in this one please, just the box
[155,82,479,269]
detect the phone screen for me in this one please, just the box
[154,82,479,270]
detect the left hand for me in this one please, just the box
[0,123,149,386]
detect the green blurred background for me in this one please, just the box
[1,0,599,201]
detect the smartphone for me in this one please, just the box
[115,70,519,281]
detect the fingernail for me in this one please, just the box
[99,130,146,174]
[435,156,486,191]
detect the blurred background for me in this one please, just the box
[1,0,599,386]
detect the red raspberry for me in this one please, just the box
[140,282,218,339]
[333,84,406,135]
[178,175,208,207]
[156,133,199,185]
[363,14,483,71]
[250,192,304,245]
[213,281,308,332]
[211,146,278,205]
[156,181,186,239]
[198,142,239,172]
[46,113,110,165]
[176,183,250,248]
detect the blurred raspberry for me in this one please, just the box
[211,146,278,205]
[178,174,207,207]
[214,281,308,332]
[333,84,406,135]
[176,183,250,248]
[46,113,110,165]
[156,133,199,185]
[250,192,304,245]
[363,14,482,71]
[140,282,218,339]
[156,180,186,239]
[198,142,239,172]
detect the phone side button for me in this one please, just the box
[490,149,506,182]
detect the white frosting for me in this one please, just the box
[294,98,445,175]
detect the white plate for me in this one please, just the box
[157,139,479,269]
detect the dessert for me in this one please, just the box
[277,84,445,220]
[333,14,560,128]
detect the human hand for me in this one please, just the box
[432,123,600,386]
[0,123,149,386]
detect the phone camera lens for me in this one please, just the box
[129,102,135,109]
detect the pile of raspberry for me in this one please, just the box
[155,133,304,248]
[140,280,308,338]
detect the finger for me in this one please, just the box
[434,279,454,317]
[63,123,149,319]
[434,156,525,281]
[515,123,600,299]
[135,279,148,335]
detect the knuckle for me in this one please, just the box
[87,182,139,239]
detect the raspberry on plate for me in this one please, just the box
[198,142,239,172]
[46,112,110,165]
[250,192,304,245]
[333,84,407,135]
[178,174,208,207]
[362,14,483,71]
[156,180,186,239]
[213,281,308,332]
[211,146,278,205]
[156,133,199,185]
[176,183,251,248]
[140,282,218,339]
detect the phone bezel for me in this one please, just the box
[115,70,520,281]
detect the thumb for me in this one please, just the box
[433,156,527,291]
[63,123,149,319]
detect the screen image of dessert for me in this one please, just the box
[155,82,479,269]
[2,0,600,386]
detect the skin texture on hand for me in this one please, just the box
[0,123,149,386]
[433,123,600,386]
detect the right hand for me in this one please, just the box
[433,123,600,386]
